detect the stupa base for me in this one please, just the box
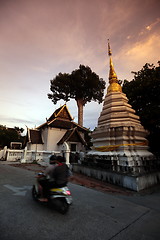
[72,164,160,191]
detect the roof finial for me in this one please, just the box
[107,39,122,94]
[108,39,112,56]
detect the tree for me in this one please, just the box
[14,126,24,134]
[48,65,106,126]
[122,62,160,156]
[0,125,24,149]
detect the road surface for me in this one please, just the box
[0,163,160,240]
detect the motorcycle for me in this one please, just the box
[32,172,73,214]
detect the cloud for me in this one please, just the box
[136,18,160,37]
[32,66,49,73]
[0,0,160,132]
[114,31,160,81]
[146,18,160,31]
[0,115,35,131]
[125,34,160,62]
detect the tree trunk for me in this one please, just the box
[76,99,85,126]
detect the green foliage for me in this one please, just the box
[48,73,71,104]
[48,65,106,105]
[122,62,160,156]
[0,125,24,149]
[48,64,106,126]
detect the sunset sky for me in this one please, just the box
[0,0,160,133]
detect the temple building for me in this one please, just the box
[89,41,154,174]
[26,104,88,154]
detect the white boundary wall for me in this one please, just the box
[0,146,61,165]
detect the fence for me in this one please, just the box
[0,146,61,165]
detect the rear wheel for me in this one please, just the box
[59,199,69,214]
[51,198,69,214]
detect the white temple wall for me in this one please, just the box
[6,149,24,161]
[41,127,48,150]
[45,127,66,151]
[0,146,61,164]
[0,150,3,159]
[27,143,43,151]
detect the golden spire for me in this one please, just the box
[107,39,122,94]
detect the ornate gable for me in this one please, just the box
[57,127,87,146]
[47,104,73,122]
[27,129,43,144]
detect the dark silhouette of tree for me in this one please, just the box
[0,125,24,149]
[14,126,24,133]
[48,65,106,126]
[123,62,160,156]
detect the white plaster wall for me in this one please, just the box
[26,142,31,150]
[7,149,24,161]
[0,150,4,159]
[32,144,43,151]
[42,128,48,150]
[46,127,67,151]
[28,127,86,152]
[27,143,43,151]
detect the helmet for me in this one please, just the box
[49,155,57,164]
[57,155,66,163]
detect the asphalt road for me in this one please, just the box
[0,163,160,240]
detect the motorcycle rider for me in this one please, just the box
[38,155,70,202]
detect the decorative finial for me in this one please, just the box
[108,39,112,56]
[107,39,122,94]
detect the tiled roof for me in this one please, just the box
[36,104,89,135]
[37,118,88,133]
[48,118,87,132]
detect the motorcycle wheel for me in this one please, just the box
[32,185,40,201]
[59,199,69,214]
